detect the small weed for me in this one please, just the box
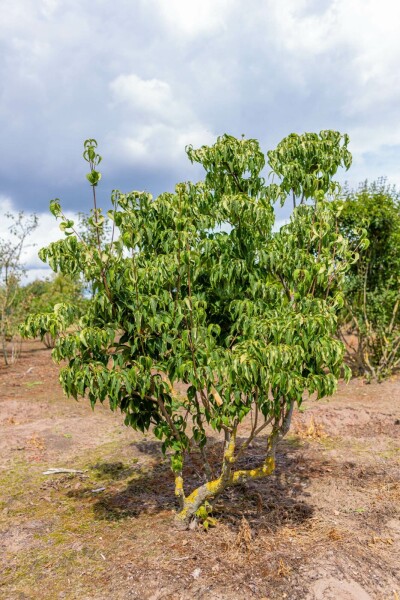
[24,381,43,388]
[195,501,217,531]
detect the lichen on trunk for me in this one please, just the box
[174,400,294,528]
[175,456,276,527]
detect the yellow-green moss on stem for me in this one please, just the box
[175,456,276,526]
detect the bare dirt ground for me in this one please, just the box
[0,341,399,600]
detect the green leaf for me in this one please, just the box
[50,199,62,218]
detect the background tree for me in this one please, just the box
[22,132,361,526]
[77,210,112,249]
[24,273,85,347]
[335,179,400,380]
[0,211,38,364]
[76,209,113,299]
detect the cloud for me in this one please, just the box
[0,195,14,213]
[0,0,399,218]
[264,0,400,120]
[107,73,214,168]
[0,196,76,283]
[110,74,176,118]
[146,0,234,36]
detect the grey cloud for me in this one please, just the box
[0,0,399,223]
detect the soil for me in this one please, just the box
[0,341,399,600]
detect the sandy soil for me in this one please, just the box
[0,341,399,599]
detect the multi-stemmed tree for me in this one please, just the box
[22,132,362,526]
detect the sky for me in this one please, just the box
[1,0,400,280]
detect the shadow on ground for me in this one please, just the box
[66,436,317,531]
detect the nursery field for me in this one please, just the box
[0,341,399,600]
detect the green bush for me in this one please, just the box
[23,274,86,347]
[335,179,400,380]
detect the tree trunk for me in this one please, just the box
[175,456,276,528]
[174,400,295,528]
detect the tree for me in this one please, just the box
[335,179,400,380]
[22,133,359,526]
[24,273,86,347]
[0,211,38,364]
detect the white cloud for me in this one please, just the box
[266,0,400,112]
[0,197,77,283]
[266,0,334,54]
[22,267,54,284]
[147,0,234,36]
[110,74,176,118]
[107,73,215,167]
[109,123,214,166]
[346,122,400,156]
[0,195,14,213]
[40,0,60,19]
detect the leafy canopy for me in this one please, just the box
[22,131,358,522]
